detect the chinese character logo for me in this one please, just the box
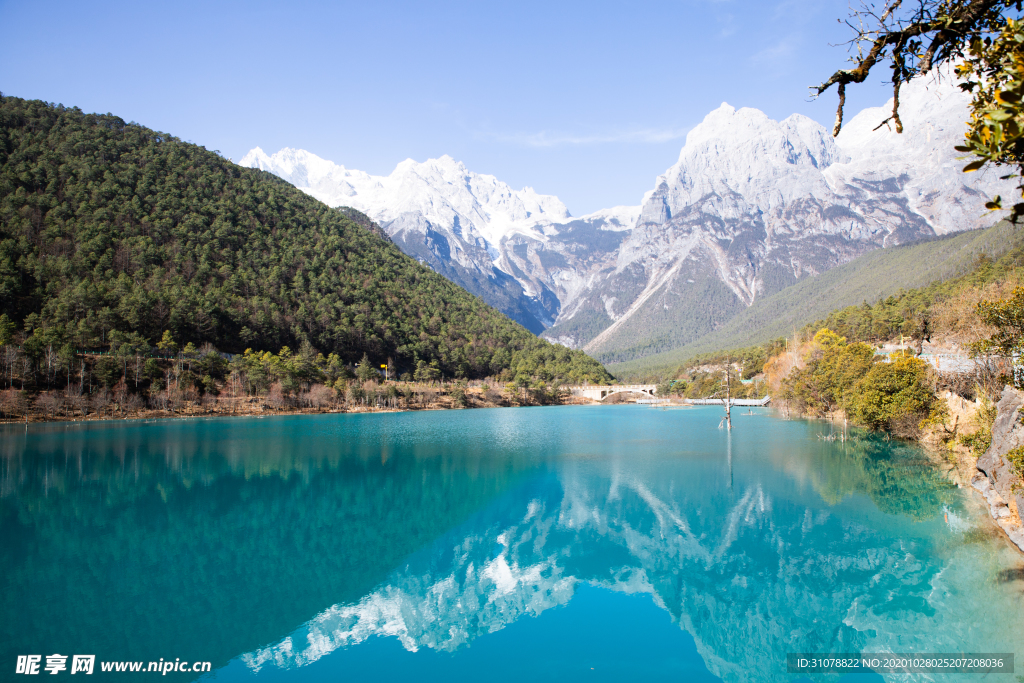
[16,654,95,675]
[16,655,41,675]
[44,655,67,675]
[70,656,95,675]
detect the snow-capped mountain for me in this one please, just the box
[546,69,1015,358]
[243,68,1012,361]
[241,148,628,333]
[241,149,573,250]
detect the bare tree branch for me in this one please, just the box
[833,82,847,136]
[893,78,904,132]
[880,0,904,24]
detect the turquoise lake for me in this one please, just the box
[2,405,1023,682]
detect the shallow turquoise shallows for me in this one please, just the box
[2,405,1023,682]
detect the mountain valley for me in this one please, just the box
[245,69,1016,369]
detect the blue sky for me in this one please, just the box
[1,0,893,215]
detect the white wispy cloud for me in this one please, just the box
[717,12,737,38]
[491,127,690,148]
[750,37,797,64]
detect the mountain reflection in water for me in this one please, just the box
[2,407,1022,682]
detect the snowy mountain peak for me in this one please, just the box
[563,68,1016,357]
[241,147,570,233]
[686,104,781,149]
[394,154,466,178]
[239,146,269,167]
[240,147,373,202]
[239,146,581,331]
[682,104,840,172]
[634,101,843,228]
[578,205,641,231]
[244,69,1015,358]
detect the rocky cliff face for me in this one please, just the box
[973,386,1024,551]
[245,70,1013,361]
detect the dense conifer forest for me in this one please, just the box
[0,95,612,387]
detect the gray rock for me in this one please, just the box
[975,386,1024,551]
[977,386,1024,500]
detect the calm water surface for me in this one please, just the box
[2,405,1023,682]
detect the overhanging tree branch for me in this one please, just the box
[817,0,1024,221]
[814,0,1010,136]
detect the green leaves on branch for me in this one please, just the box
[956,18,1024,218]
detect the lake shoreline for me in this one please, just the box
[0,393,601,425]
[10,395,1024,560]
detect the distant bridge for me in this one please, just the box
[685,396,771,406]
[570,384,656,401]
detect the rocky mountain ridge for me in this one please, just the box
[554,70,1016,361]
[241,147,635,333]
[244,69,1014,362]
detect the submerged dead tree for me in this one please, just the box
[717,368,733,431]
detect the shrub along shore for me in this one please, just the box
[0,379,575,424]
[0,327,594,423]
[652,248,1024,457]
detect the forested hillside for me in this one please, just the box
[665,244,1024,385]
[0,95,611,383]
[610,221,1024,378]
